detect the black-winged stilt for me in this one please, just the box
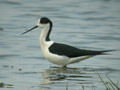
[22,17,113,67]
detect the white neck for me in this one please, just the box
[40,26,49,41]
[40,24,53,49]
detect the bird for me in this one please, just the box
[22,17,113,67]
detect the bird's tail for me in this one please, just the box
[100,50,115,55]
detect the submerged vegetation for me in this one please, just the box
[0,82,13,88]
[65,72,120,90]
[98,73,120,90]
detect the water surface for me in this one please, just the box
[0,0,120,90]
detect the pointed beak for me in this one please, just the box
[21,25,38,35]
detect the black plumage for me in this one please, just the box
[49,43,110,58]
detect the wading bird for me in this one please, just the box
[22,17,113,67]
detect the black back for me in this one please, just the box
[49,43,105,58]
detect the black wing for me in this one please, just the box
[49,43,107,58]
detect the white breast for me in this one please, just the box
[40,40,69,66]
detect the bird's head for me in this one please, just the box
[21,17,52,35]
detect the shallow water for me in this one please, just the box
[0,0,120,89]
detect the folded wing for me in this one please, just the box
[49,43,109,58]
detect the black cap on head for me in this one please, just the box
[40,17,51,24]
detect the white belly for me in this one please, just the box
[43,47,70,66]
[40,40,69,66]
[42,46,93,66]
[40,40,92,67]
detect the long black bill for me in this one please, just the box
[21,25,38,35]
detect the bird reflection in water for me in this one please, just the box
[40,66,93,85]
